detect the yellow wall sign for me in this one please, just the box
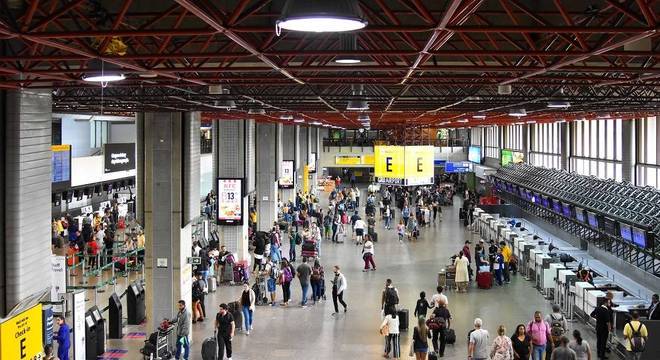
[335,155,361,165]
[374,146,405,184]
[362,154,375,165]
[404,146,434,185]
[0,304,43,360]
[303,165,309,194]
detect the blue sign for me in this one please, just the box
[434,159,446,167]
[445,161,471,173]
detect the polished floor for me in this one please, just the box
[107,192,598,359]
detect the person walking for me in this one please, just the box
[590,300,611,360]
[381,279,400,315]
[384,205,392,229]
[413,316,432,360]
[215,303,235,360]
[53,316,71,360]
[397,220,406,243]
[568,330,592,360]
[431,286,449,308]
[550,336,577,360]
[528,311,553,360]
[469,318,490,360]
[546,304,568,353]
[454,251,470,292]
[238,282,255,335]
[362,236,376,271]
[429,299,451,357]
[622,311,648,360]
[402,205,411,226]
[296,257,312,307]
[173,300,190,360]
[311,259,325,304]
[414,291,433,319]
[331,265,348,315]
[511,324,532,360]
[490,325,514,360]
[262,258,278,306]
[381,311,401,359]
[280,260,293,306]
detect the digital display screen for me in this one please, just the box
[541,196,550,208]
[103,143,136,173]
[501,149,525,166]
[309,152,317,174]
[575,207,585,223]
[51,145,71,186]
[519,187,525,197]
[587,212,599,228]
[620,223,632,242]
[468,146,482,164]
[562,203,572,218]
[601,217,616,235]
[552,200,561,213]
[217,178,243,225]
[507,183,514,193]
[279,160,294,189]
[632,227,646,248]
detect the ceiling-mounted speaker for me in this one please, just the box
[498,85,512,95]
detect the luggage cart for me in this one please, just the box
[445,265,456,291]
[141,319,175,359]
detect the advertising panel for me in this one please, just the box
[445,161,472,173]
[73,291,85,360]
[374,145,405,185]
[0,304,43,360]
[309,152,317,173]
[217,178,243,225]
[103,143,136,173]
[404,146,434,185]
[362,154,375,165]
[468,146,481,164]
[501,149,524,166]
[279,160,294,189]
[51,255,67,313]
[52,144,72,188]
[335,155,361,165]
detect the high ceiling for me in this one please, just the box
[0,0,658,129]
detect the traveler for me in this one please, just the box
[381,279,400,315]
[238,282,255,335]
[494,248,505,286]
[252,233,265,272]
[429,299,451,356]
[648,294,659,320]
[568,330,591,360]
[361,237,376,271]
[332,215,341,242]
[173,300,190,360]
[323,214,332,241]
[468,318,490,360]
[412,316,432,360]
[511,324,532,360]
[280,260,293,306]
[490,325,514,360]
[550,336,577,360]
[622,311,647,360]
[331,265,348,315]
[590,300,611,360]
[296,257,312,307]
[289,230,300,263]
[402,205,411,226]
[501,241,512,283]
[528,311,553,360]
[431,286,449,308]
[380,311,401,359]
[454,251,470,293]
[311,259,325,304]
[263,258,278,306]
[354,216,366,243]
[384,205,392,229]
[414,291,432,319]
[43,344,56,360]
[546,304,568,350]
[215,303,235,360]
[191,273,205,322]
[397,220,406,242]
[53,316,71,360]
[311,222,323,258]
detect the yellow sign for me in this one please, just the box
[404,146,434,185]
[0,304,43,360]
[374,146,405,184]
[335,155,361,165]
[303,165,309,194]
[362,154,375,165]
[51,144,71,152]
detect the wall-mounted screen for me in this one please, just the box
[620,223,632,242]
[575,207,585,223]
[51,145,72,188]
[552,199,561,213]
[103,143,135,173]
[562,203,572,218]
[217,178,243,225]
[279,160,294,189]
[587,211,599,228]
[468,146,481,164]
[601,217,617,235]
[501,149,524,166]
[541,196,550,208]
[309,152,317,174]
[632,227,647,248]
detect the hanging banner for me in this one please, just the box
[309,152,317,173]
[217,178,244,225]
[374,146,405,185]
[404,146,434,186]
[303,165,310,193]
[335,155,361,165]
[0,304,43,360]
[51,255,67,313]
[180,223,193,333]
[73,291,86,360]
[279,160,294,189]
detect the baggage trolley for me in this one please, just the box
[141,319,175,359]
[445,265,456,291]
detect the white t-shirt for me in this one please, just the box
[431,293,449,307]
[95,229,105,243]
[382,314,400,335]
[363,241,374,255]
[354,219,366,230]
[470,328,490,359]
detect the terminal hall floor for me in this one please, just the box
[108,194,597,359]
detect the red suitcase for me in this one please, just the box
[477,271,492,289]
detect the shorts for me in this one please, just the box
[356,229,364,236]
[414,346,428,353]
[267,278,277,292]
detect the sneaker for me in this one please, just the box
[301,305,307,308]
[245,331,250,335]
[331,312,337,316]
[371,268,376,271]
[250,325,253,330]
[344,307,348,312]
[362,269,368,272]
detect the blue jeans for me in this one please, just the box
[311,281,322,301]
[175,336,189,360]
[242,305,252,330]
[301,283,310,305]
[384,217,391,228]
[532,344,546,360]
[495,269,503,285]
[289,244,296,262]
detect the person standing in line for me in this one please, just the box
[590,300,611,360]
[648,294,660,320]
[53,316,71,360]
[215,303,235,360]
[413,316,432,360]
[494,248,505,286]
[490,325,514,360]
[362,236,376,272]
[622,311,648,360]
[550,336,577,360]
[528,311,553,360]
[469,318,490,360]
[173,300,190,360]
[279,260,293,307]
[331,265,348,316]
[511,324,532,360]
[296,257,312,307]
[381,311,401,359]
[238,282,255,335]
[454,251,470,293]
[501,240,513,283]
[310,259,325,304]
[568,330,592,360]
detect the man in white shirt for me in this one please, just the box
[468,318,490,360]
[95,226,105,244]
[354,218,366,243]
[431,286,449,308]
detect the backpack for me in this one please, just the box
[192,280,203,299]
[384,287,399,306]
[311,267,322,282]
[629,322,646,353]
[283,267,293,283]
[403,208,410,217]
[550,313,565,337]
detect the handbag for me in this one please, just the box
[380,323,390,336]
[408,342,414,357]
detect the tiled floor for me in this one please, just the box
[102,192,598,359]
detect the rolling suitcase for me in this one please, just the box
[208,276,217,292]
[428,352,438,360]
[228,301,243,331]
[445,328,456,344]
[477,271,493,289]
[370,232,378,242]
[397,308,409,331]
[201,336,218,360]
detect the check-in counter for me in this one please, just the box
[575,281,595,313]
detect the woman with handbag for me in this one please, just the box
[380,309,401,359]
[412,316,432,359]
[361,237,376,272]
[490,325,514,360]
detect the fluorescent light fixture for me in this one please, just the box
[293,118,305,123]
[335,57,361,64]
[280,114,294,120]
[347,99,369,111]
[276,0,368,34]
[82,59,125,83]
[311,121,322,125]
[248,108,266,115]
[556,119,567,123]
[509,108,527,117]
[472,113,486,119]
[547,100,571,108]
[526,120,536,124]
[457,119,469,123]
[597,112,611,119]
[357,114,370,122]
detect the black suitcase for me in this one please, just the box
[371,232,378,242]
[302,242,316,252]
[201,337,218,360]
[228,301,243,331]
[445,328,456,344]
[397,308,409,331]
[428,352,438,360]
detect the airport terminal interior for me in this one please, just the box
[1,1,660,359]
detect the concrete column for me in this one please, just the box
[135,113,145,224]
[310,127,319,194]
[255,123,278,231]
[298,126,308,192]
[1,89,53,315]
[215,119,252,262]
[521,124,529,160]
[560,122,569,171]
[141,111,199,332]
[281,125,296,203]
[621,119,635,183]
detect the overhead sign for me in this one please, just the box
[374,145,433,185]
[51,144,72,187]
[279,160,294,189]
[186,257,201,265]
[104,143,135,173]
[335,155,361,165]
[217,178,243,225]
[362,154,375,165]
[404,146,434,186]
[0,304,43,360]
[309,152,317,174]
[445,161,472,173]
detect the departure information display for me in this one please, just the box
[51,145,71,186]
[217,178,243,225]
